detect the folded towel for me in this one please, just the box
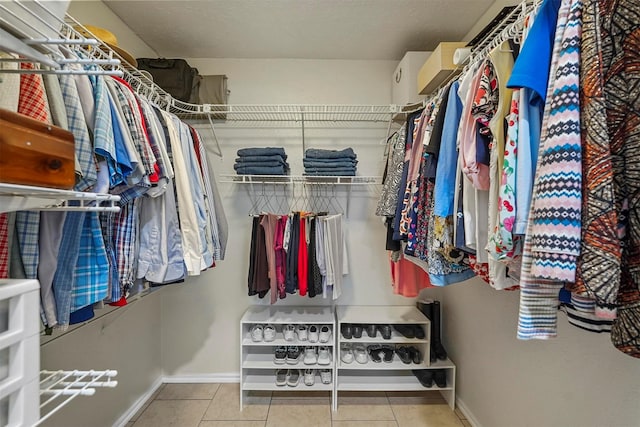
[235,165,288,175]
[235,154,288,163]
[237,147,286,157]
[304,169,356,177]
[303,160,358,169]
[305,148,356,159]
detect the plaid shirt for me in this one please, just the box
[113,199,139,296]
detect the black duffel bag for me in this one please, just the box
[137,58,198,102]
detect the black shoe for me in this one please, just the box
[366,324,377,338]
[381,345,394,362]
[378,324,392,340]
[367,345,382,362]
[409,346,423,364]
[413,325,425,340]
[412,370,433,388]
[434,369,447,388]
[395,346,412,364]
[431,301,448,361]
[352,324,363,338]
[393,324,415,339]
[341,323,352,340]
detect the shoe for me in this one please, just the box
[283,324,296,342]
[353,344,368,364]
[250,324,263,342]
[275,369,287,386]
[320,369,332,384]
[296,324,308,341]
[378,324,392,340]
[263,324,276,342]
[341,323,353,339]
[366,324,377,338]
[413,325,426,339]
[396,346,412,364]
[274,346,287,364]
[303,347,318,365]
[410,347,423,364]
[367,345,382,363]
[287,369,300,387]
[432,301,448,361]
[319,325,332,343]
[381,345,394,362]
[352,324,363,338]
[308,325,320,343]
[304,369,315,386]
[412,370,434,388]
[340,343,354,364]
[317,346,332,365]
[286,346,301,364]
[434,369,447,388]
[392,324,415,339]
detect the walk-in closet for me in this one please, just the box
[1,0,639,426]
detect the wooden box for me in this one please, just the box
[417,42,467,95]
[0,109,75,190]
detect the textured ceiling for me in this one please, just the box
[103,0,494,60]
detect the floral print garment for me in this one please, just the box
[488,89,522,261]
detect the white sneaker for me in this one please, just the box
[308,325,319,343]
[283,324,296,342]
[304,369,315,386]
[296,324,308,341]
[287,369,300,387]
[354,344,368,364]
[340,343,354,364]
[263,324,276,342]
[250,324,263,342]
[319,325,332,343]
[320,369,332,385]
[275,369,287,386]
[317,346,331,365]
[303,346,318,365]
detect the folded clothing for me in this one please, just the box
[237,147,286,157]
[235,165,288,175]
[236,154,288,163]
[302,156,357,164]
[305,147,356,160]
[304,168,356,176]
[303,159,357,169]
[234,161,289,170]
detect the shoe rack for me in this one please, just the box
[239,306,336,410]
[335,305,456,410]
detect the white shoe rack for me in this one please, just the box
[240,306,336,410]
[240,305,456,411]
[336,305,456,410]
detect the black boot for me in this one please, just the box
[432,301,447,361]
[417,301,436,362]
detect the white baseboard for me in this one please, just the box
[113,376,163,427]
[456,397,483,427]
[162,372,240,383]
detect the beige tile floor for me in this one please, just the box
[127,383,471,427]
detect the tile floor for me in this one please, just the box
[126,383,472,427]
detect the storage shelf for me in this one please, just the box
[336,305,430,325]
[241,306,334,324]
[243,375,333,391]
[242,334,333,347]
[339,331,427,344]
[337,372,452,392]
[243,353,334,369]
[220,174,381,186]
[338,356,430,370]
[0,183,120,213]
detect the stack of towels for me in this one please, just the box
[234,147,290,175]
[303,148,358,176]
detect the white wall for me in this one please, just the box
[39,292,163,427]
[160,57,441,376]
